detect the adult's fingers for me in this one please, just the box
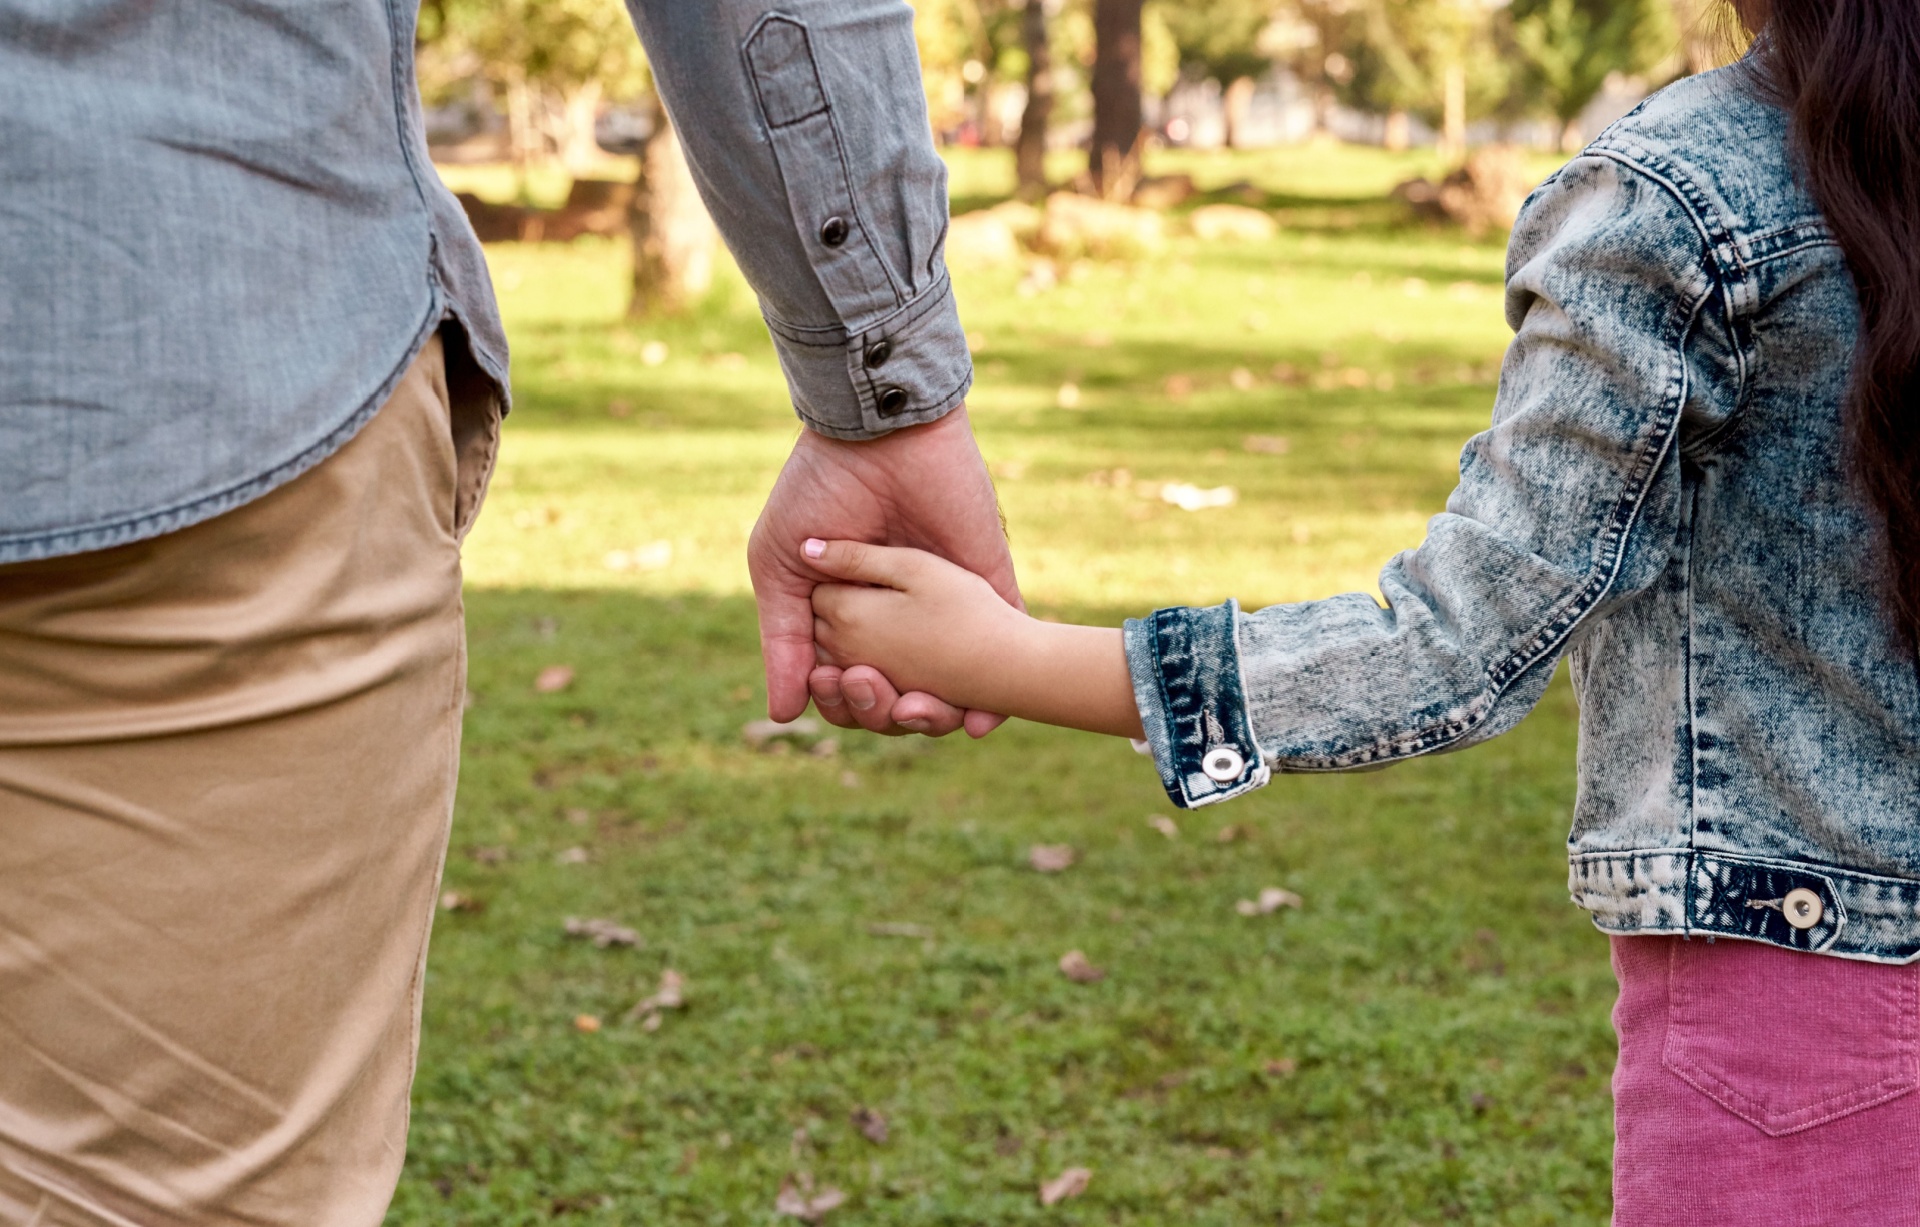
[885,686,968,737]
[756,591,821,722]
[808,664,866,731]
[834,666,918,736]
[962,710,1008,739]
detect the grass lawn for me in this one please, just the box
[393,145,1616,1225]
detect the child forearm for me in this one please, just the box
[987,621,1145,740]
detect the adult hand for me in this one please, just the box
[748,406,1021,737]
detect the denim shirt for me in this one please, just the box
[1126,63,1920,963]
[0,0,966,564]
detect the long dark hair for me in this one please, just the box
[1755,1,1920,645]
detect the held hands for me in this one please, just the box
[746,409,1022,738]
[808,539,1028,711]
[808,539,1146,741]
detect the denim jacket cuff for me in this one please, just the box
[1123,601,1272,809]
[762,272,974,441]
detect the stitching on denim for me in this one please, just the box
[1283,239,1708,771]
[851,272,959,410]
[741,15,906,309]
[764,269,956,346]
[741,15,830,130]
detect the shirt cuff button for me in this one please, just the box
[1201,746,1245,783]
[876,385,909,416]
[864,340,893,369]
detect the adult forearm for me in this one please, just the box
[621,0,972,439]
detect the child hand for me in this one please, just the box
[806,538,1027,712]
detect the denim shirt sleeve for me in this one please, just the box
[1125,153,1738,808]
[623,0,971,439]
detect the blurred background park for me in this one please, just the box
[395,1,1741,1222]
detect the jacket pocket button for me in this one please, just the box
[1782,887,1824,930]
[1201,746,1245,783]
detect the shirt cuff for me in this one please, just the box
[1123,601,1272,809]
[762,271,973,441]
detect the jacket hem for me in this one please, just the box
[1572,848,1920,964]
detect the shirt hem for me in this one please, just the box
[0,296,447,566]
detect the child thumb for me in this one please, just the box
[801,538,916,588]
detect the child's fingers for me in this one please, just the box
[801,538,924,589]
[810,581,863,625]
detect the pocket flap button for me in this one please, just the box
[1782,887,1824,931]
[1201,746,1245,783]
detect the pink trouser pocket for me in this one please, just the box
[1662,936,1920,1135]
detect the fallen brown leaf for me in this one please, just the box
[534,665,575,693]
[1058,950,1105,983]
[775,1175,847,1222]
[1147,815,1180,839]
[1216,824,1247,843]
[1039,1166,1092,1206]
[439,890,483,913]
[563,917,641,948]
[1029,844,1077,873]
[1263,1057,1298,1076]
[555,846,590,865]
[466,845,509,864]
[573,1014,602,1033]
[626,968,686,1024]
[851,1106,889,1144]
[1236,887,1303,916]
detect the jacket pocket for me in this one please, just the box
[1663,936,1920,1135]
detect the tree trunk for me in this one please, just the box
[1383,108,1410,152]
[1222,76,1255,150]
[558,80,605,176]
[628,116,718,319]
[1089,0,1143,201]
[503,70,536,200]
[1439,62,1467,161]
[1015,0,1053,199]
[1557,115,1584,154]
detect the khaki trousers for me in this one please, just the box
[0,335,497,1225]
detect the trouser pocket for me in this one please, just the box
[1662,936,1920,1135]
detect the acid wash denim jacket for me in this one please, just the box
[0,0,963,563]
[1125,62,1920,964]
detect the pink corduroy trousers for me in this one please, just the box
[1610,934,1920,1226]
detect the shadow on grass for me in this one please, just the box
[397,586,1614,1225]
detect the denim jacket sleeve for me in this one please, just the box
[1124,153,1739,808]
[623,0,970,439]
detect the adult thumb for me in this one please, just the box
[801,538,919,589]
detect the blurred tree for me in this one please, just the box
[418,0,713,317]
[910,0,1024,141]
[1015,0,1058,196]
[417,0,649,175]
[1159,0,1272,147]
[1510,0,1676,151]
[1089,0,1143,197]
[627,113,717,319]
[1342,0,1508,158]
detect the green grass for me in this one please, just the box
[394,144,1615,1225]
